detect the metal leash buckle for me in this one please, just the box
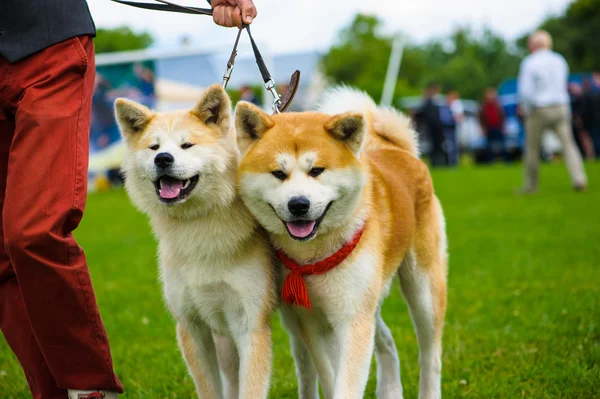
[265,79,281,114]
[222,63,234,89]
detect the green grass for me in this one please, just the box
[1,161,599,398]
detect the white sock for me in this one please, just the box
[67,390,118,399]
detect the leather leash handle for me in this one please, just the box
[278,70,301,113]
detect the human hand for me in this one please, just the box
[211,0,257,27]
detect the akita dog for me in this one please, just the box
[115,85,276,399]
[235,87,448,399]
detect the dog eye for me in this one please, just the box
[271,170,288,181]
[149,144,160,151]
[308,167,325,178]
[181,142,195,149]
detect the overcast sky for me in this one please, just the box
[89,0,572,55]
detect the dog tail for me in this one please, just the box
[315,85,420,157]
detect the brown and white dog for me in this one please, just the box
[235,87,448,399]
[115,85,276,399]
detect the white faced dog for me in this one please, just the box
[115,84,276,399]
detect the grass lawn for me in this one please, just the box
[1,161,599,398]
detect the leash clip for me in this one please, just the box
[222,63,234,89]
[265,79,281,114]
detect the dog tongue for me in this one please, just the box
[286,221,316,238]
[160,178,183,199]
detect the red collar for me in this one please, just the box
[276,226,366,310]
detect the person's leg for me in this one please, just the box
[553,106,587,189]
[496,129,509,163]
[522,110,545,192]
[0,110,67,398]
[485,128,495,164]
[572,124,584,157]
[443,130,458,166]
[592,127,600,160]
[2,36,122,393]
[580,130,596,159]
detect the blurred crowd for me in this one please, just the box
[413,84,512,167]
[413,74,600,169]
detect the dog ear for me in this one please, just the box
[114,98,154,139]
[324,112,366,155]
[235,101,275,154]
[191,84,232,133]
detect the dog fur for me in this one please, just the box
[115,84,276,399]
[235,86,448,399]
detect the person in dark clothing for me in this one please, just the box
[569,82,595,159]
[0,1,257,398]
[480,87,507,163]
[416,83,446,166]
[581,79,600,159]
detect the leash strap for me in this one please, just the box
[245,25,280,112]
[222,27,243,89]
[109,0,300,114]
[110,0,212,15]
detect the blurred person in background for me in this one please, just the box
[0,0,257,398]
[416,83,446,166]
[240,84,259,105]
[582,78,600,159]
[569,82,595,159]
[480,87,507,163]
[441,92,459,166]
[517,30,587,193]
[445,90,464,166]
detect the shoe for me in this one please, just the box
[574,183,587,192]
[515,187,537,196]
[68,391,118,399]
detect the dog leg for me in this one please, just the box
[398,247,447,399]
[291,309,337,398]
[177,322,223,399]
[236,326,272,399]
[374,309,404,399]
[215,335,239,399]
[279,306,319,399]
[331,312,376,399]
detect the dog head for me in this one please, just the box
[236,102,367,241]
[115,84,237,218]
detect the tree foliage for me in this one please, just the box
[321,15,522,102]
[94,26,154,54]
[321,15,395,102]
[522,0,600,72]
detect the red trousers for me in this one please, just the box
[0,37,123,398]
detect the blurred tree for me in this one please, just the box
[321,15,395,102]
[94,26,154,53]
[520,0,600,72]
[321,14,521,103]
[421,27,521,100]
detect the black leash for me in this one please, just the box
[110,0,300,113]
[111,0,212,15]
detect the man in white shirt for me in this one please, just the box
[517,30,587,193]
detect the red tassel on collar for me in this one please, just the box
[276,226,366,310]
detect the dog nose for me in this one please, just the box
[288,196,310,216]
[154,152,174,168]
